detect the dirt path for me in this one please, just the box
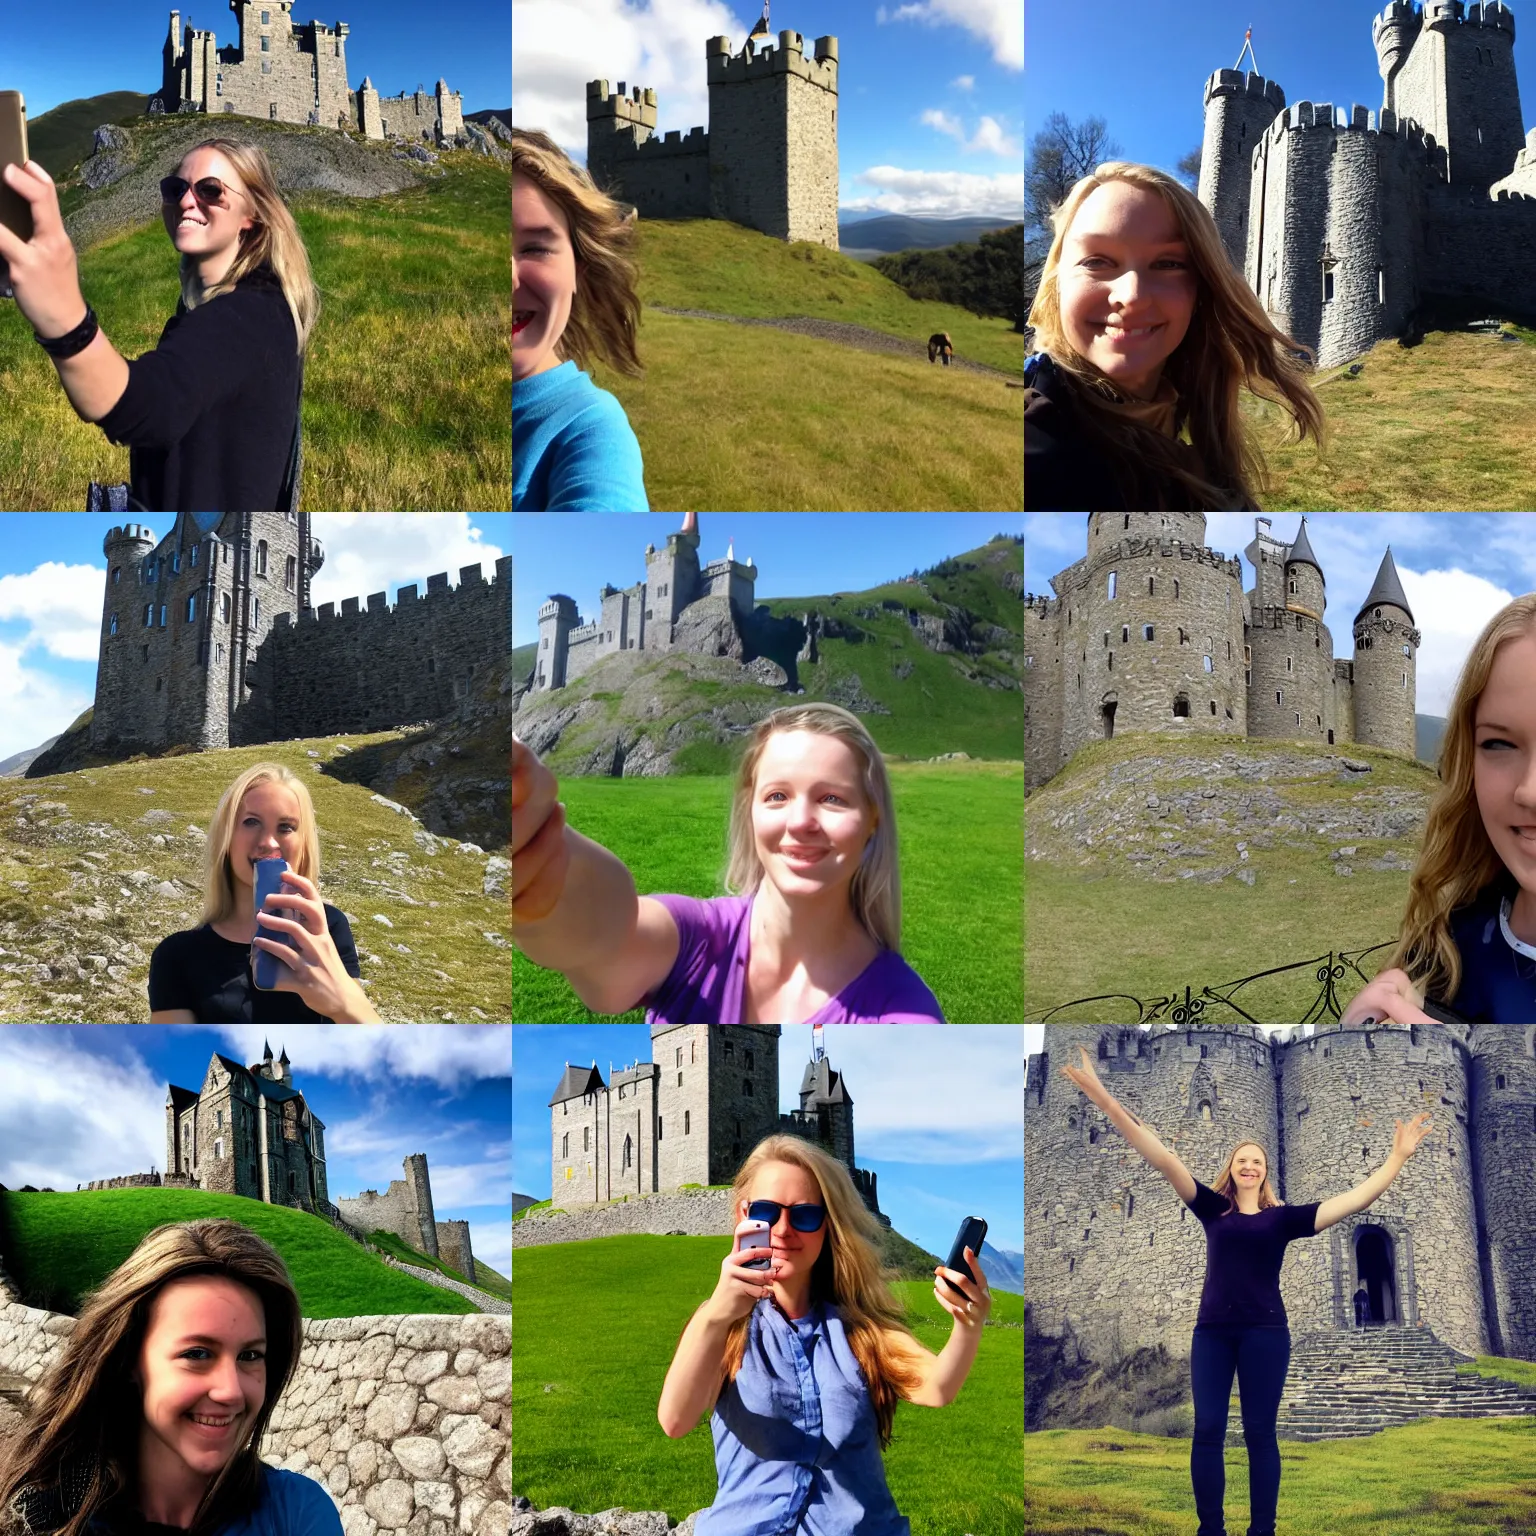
[647,305,1021,379]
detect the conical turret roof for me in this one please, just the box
[1355,547,1413,625]
[1285,517,1324,582]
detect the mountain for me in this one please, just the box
[979,1241,1024,1295]
[0,738,61,779]
[512,1192,541,1215]
[22,91,153,180]
[838,214,1023,254]
[1416,713,1446,765]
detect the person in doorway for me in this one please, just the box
[1352,1286,1372,1331]
[1060,1046,1433,1536]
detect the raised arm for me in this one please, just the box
[1059,1047,1197,1203]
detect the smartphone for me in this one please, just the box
[0,92,33,244]
[736,1219,772,1271]
[252,857,301,991]
[940,1216,988,1299]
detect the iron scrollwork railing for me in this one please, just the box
[1027,941,1469,1025]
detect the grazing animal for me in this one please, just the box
[928,332,953,366]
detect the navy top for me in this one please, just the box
[1445,880,1536,1023]
[72,1468,341,1536]
[1183,1179,1321,1329]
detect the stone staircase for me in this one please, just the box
[1225,1325,1536,1445]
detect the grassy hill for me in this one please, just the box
[0,732,510,1023]
[583,219,1023,511]
[0,1187,482,1317]
[511,1234,1023,1536]
[1026,731,1441,1023]
[362,1228,510,1301]
[0,112,509,512]
[23,92,154,180]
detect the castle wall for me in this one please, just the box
[597,129,712,218]
[1421,182,1536,319]
[1246,607,1335,744]
[654,1027,714,1191]
[1351,600,1418,756]
[562,628,605,687]
[334,1155,439,1260]
[435,1220,476,1283]
[377,84,465,144]
[1023,595,1064,793]
[550,1086,603,1206]
[210,6,354,129]
[1198,69,1285,272]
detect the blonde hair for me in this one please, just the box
[0,1220,302,1536]
[176,139,321,355]
[1027,160,1326,509]
[1387,594,1536,1009]
[1211,1141,1285,1217]
[511,127,643,378]
[198,762,321,930]
[716,1136,924,1449]
[725,703,901,952]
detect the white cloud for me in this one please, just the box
[952,74,975,91]
[920,110,1020,157]
[0,561,106,663]
[921,108,964,141]
[210,1025,510,1092]
[844,164,1024,218]
[310,513,505,613]
[877,0,1022,71]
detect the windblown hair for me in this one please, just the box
[197,762,321,930]
[0,1220,303,1536]
[175,140,320,354]
[511,127,643,378]
[1027,160,1326,509]
[716,1137,924,1448]
[724,702,901,952]
[1386,594,1536,1009]
[1211,1141,1285,1218]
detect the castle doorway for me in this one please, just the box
[1327,729,1334,744]
[1353,1224,1399,1326]
[1101,693,1117,740]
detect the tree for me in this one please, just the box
[1177,146,1202,191]
[1025,113,1123,245]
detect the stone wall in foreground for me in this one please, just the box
[511,1189,736,1250]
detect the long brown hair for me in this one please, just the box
[0,1220,303,1536]
[511,127,643,378]
[1387,594,1536,1008]
[197,762,322,931]
[716,1136,923,1449]
[176,139,321,354]
[1028,160,1326,509]
[1210,1141,1284,1218]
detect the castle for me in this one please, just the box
[86,513,509,758]
[534,512,757,693]
[586,22,840,249]
[159,4,464,144]
[548,1024,886,1224]
[1025,1023,1536,1367]
[1198,2,1536,368]
[1024,512,1420,792]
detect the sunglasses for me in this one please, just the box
[161,176,246,209]
[747,1200,826,1233]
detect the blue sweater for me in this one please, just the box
[513,360,649,510]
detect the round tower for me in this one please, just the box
[1025,1025,1278,1362]
[92,523,159,749]
[1467,1024,1536,1360]
[1199,68,1286,274]
[1373,0,1423,116]
[1351,547,1418,757]
[535,594,579,692]
[1275,1023,1483,1356]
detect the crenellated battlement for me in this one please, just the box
[1422,0,1516,34]
[705,30,838,90]
[623,126,709,159]
[586,80,659,129]
[270,557,509,631]
[1264,100,1449,178]
[1203,68,1286,110]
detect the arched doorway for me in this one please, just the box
[1101,693,1117,740]
[1353,1225,1399,1326]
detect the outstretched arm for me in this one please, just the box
[1315,1111,1433,1232]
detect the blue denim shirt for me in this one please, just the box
[695,1297,910,1536]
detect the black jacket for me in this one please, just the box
[97,263,301,513]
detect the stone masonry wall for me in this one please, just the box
[511,1188,737,1249]
[1351,603,1419,759]
[335,1157,437,1262]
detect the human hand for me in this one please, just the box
[1059,1045,1109,1105]
[250,870,355,1018]
[703,1221,780,1326]
[1340,968,1437,1026]
[0,161,87,336]
[934,1246,991,1329]
[512,735,569,923]
[1392,1110,1434,1162]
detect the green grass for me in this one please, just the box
[361,1228,510,1301]
[0,1188,479,1317]
[513,762,1023,1023]
[0,130,509,511]
[24,93,153,180]
[511,1235,1023,1535]
[1026,1417,1536,1535]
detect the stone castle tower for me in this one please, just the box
[1025,1023,1536,1367]
[585,24,840,249]
[1024,513,1419,791]
[1198,2,1536,368]
[547,1025,885,1222]
[533,512,758,693]
[333,1153,478,1282]
[85,513,509,761]
[161,5,464,144]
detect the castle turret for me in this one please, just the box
[1198,68,1286,272]
[1374,1,1423,116]
[585,79,659,195]
[1283,515,1326,620]
[93,524,159,750]
[1350,547,1418,757]
[643,514,703,651]
[535,595,579,692]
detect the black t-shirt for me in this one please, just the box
[1184,1178,1321,1329]
[96,263,301,513]
[147,903,361,1022]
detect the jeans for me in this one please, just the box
[1190,1325,1291,1536]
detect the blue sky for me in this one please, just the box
[0,1023,513,1281]
[512,0,1023,218]
[1026,0,1536,188]
[1023,512,1536,719]
[9,0,509,119]
[512,512,1023,647]
[513,1024,1023,1257]
[0,512,509,768]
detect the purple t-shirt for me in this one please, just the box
[1184,1179,1321,1328]
[643,893,945,1024]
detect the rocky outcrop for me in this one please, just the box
[669,596,744,662]
[510,1503,704,1536]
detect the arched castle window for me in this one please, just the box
[1107,572,1117,599]
[1290,579,1296,594]
[285,555,296,592]
[1276,689,1283,705]
[143,603,154,628]
[1402,672,1408,689]
[186,594,197,623]
[1287,656,1293,673]
[583,1126,590,1151]
[1107,652,1113,671]
[1103,632,1109,647]
[746,1050,754,1070]
[1199,1099,1212,1119]
[256,541,268,576]
[684,1111,691,1134]
[724,1038,734,1058]
[1122,625,1129,643]
[1210,701,1217,715]
[561,1132,568,1157]
[110,614,118,635]
[214,1139,224,1159]
[159,605,167,628]
[1295,712,1301,726]
[254,598,261,627]
[623,1135,632,1170]
[677,1072,682,1087]
[173,550,181,575]
[1174,580,1180,599]
[1203,656,1213,674]
[1173,694,1190,717]
[1148,576,1155,596]
[1296,615,1303,631]
[743,1079,753,1097]
[112,566,120,585]
[222,592,231,623]
[1142,624,1154,641]
[1375,607,1382,618]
